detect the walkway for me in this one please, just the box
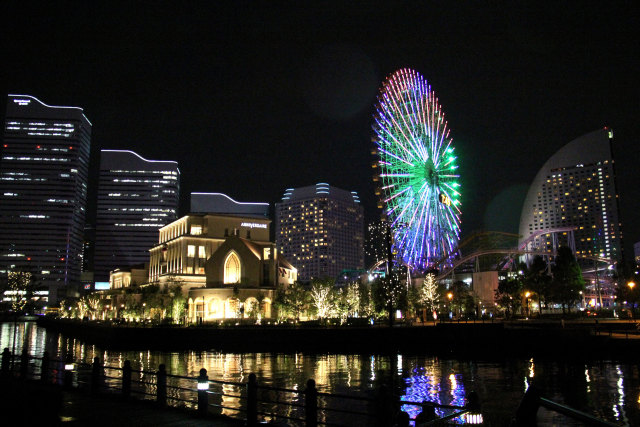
[0,377,242,426]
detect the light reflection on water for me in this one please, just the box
[1,322,638,425]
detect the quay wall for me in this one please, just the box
[35,318,639,359]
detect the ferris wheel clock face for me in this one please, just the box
[373,68,461,270]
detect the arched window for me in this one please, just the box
[224,251,241,284]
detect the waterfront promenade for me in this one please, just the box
[1,377,241,426]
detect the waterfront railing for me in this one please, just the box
[1,347,481,426]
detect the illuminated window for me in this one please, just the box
[187,245,196,257]
[224,252,241,284]
[199,246,206,258]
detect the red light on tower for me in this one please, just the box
[27,257,31,261]
[37,145,41,149]
[69,146,73,150]
[60,257,65,261]
[3,144,7,148]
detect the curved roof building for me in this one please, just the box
[94,149,180,282]
[1,95,91,302]
[519,128,622,263]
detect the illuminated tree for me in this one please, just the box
[7,271,33,313]
[310,279,335,320]
[419,273,440,312]
[86,295,102,320]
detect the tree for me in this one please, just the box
[358,281,375,319]
[550,247,585,314]
[495,277,523,319]
[7,271,34,314]
[419,274,440,314]
[372,269,408,325]
[524,255,551,315]
[284,281,310,321]
[86,294,102,320]
[310,279,335,321]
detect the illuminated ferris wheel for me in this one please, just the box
[372,68,461,270]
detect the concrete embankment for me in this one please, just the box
[36,318,639,359]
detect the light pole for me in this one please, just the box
[447,292,453,320]
[628,281,636,317]
[524,292,531,318]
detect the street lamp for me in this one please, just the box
[447,292,453,320]
[524,292,531,318]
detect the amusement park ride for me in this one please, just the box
[370,68,616,307]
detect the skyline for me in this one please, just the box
[2,2,638,263]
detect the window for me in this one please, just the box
[187,245,196,257]
[224,252,241,284]
[190,225,202,235]
[199,246,206,258]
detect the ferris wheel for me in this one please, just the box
[372,68,461,270]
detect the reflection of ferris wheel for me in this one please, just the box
[372,68,461,270]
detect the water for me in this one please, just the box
[1,321,638,426]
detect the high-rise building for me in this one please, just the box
[1,94,92,302]
[519,128,623,264]
[275,183,364,281]
[94,150,179,282]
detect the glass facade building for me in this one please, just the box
[1,94,92,302]
[276,183,364,282]
[94,150,179,282]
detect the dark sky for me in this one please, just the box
[2,2,639,262]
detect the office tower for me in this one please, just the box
[1,94,91,302]
[519,128,623,263]
[93,149,179,282]
[275,183,364,281]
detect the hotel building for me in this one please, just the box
[1,95,91,302]
[275,183,364,281]
[94,150,179,282]
[519,128,623,263]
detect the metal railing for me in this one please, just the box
[1,347,483,426]
[514,385,619,426]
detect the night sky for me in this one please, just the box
[2,2,639,262]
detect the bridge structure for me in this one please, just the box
[368,228,617,308]
[432,228,615,280]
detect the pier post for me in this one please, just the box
[20,347,29,378]
[122,360,131,399]
[374,385,394,427]
[41,351,50,383]
[197,368,209,416]
[246,373,257,426]
[157,364,167,406]
[514,385,540,426]
[1,348,10,376]
[305,379,318,427]
[91,357,103,394]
